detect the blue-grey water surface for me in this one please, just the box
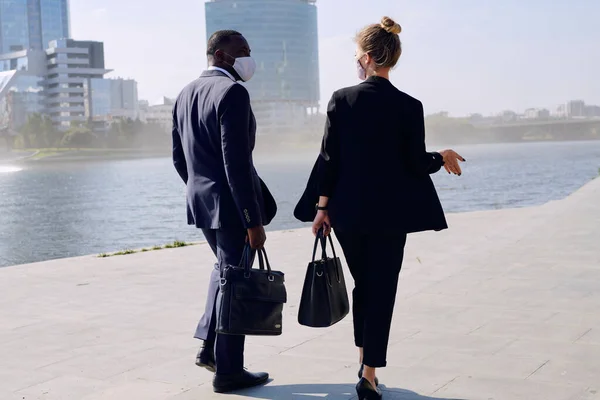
[0,141,599,267]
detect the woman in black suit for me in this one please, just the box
[311,17,465,400]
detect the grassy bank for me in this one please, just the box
[98,241,194,258]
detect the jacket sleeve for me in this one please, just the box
[172,101,188,184]
[407,100,444,175]
[318,93,340,197]
[219,84,262,229]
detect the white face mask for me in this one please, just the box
[356,55,367,81]
[228,55,256,82]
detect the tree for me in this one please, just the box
[41,115,62,147]
[19,113,43,148]
[17,113,63,148]
[61,125,97,148]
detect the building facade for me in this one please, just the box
[205,0,320,135]
[524,108,550,119]
[42,39,111,129]
[0,0,70,53]
[567,100,586,118]
[140,96,174,130]
[585,105,600,118]
[0,49,45,130]
[88,78,139,122]
[108,78,138,120]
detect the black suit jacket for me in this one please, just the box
[295,76,447,234]
[172,70,276,230]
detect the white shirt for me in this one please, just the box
[207,66,236,82]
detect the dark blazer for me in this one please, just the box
[295,76,447,234]
[172,70,276,230]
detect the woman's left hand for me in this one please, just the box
[312,210,332,236]
[439,149,466,176]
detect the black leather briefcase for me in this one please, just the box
[216,245,287,336]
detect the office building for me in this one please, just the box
[42,39,111,129]
[0,49,46,129]
[567,100,586,118]
[585,105,600,118]
[88,77,139,123]
[524,108,550,119]
[140,96,174,130]
[205,0,320,135]
[109,78,139,120]
[0,0,70,53]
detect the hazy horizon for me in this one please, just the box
[71,0,600,116]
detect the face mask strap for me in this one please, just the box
[221,52,237,68]
[357,53,368,71]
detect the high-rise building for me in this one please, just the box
[205,0,320,135]
[42,39,111,129]
[109,78,139,120]
[0,0,70,53]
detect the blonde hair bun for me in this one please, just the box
[380,16,401,35]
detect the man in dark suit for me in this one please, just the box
[172,30,276,393]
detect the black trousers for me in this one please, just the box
[195,228,248,375]
[334,230,407,368]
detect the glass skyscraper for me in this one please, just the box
[0,0,70,53]
[205,0,320,135]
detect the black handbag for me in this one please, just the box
[216,245,287,336]
[298,231,350,328]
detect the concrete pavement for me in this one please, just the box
[1,178,599,399]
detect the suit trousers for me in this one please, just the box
[194,227,248,375]
[334,230,407,368]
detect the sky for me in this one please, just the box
[71,0,600,116]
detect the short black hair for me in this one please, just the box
[207,30,243,55]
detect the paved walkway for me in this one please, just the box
[1,179,599,400]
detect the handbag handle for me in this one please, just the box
[311,228,338,262]
[311,229,343,286]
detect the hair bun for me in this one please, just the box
[380,16,401,35]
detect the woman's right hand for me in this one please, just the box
[439,149,466,176]
[312,210,332,237]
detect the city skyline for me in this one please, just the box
[70,0,600,116]
[0,0,140,132]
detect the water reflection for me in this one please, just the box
[0,165,22,173]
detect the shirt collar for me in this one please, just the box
[207,66,237,82]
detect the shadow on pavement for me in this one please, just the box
[231,382,465,399]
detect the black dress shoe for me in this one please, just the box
[356,377,382,400]
[358,364,379,386]
[213,370,269,393]
[195,342,216,372]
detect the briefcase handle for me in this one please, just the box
[311,229,338,262]
[240,244,275,281]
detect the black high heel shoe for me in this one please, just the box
[358,364,379,386]
[356,377,382,400]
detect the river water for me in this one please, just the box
[0,141,599,268]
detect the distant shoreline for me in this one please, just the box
[1,135,599,165]
[5,148,170,163]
